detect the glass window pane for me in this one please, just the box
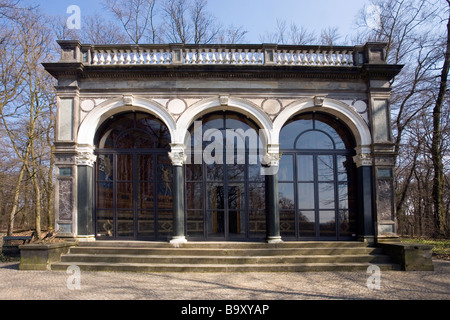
[279,183,295,209]
[298,183,315,209]
[339,209,355,237]
[249,183,265,209]
[208,210,224,237]
[117,183,133,209]
[249,210,266,239]
[139,155,153,181]
[139,182,154,210]
[227,164,245,181]
[207,163,223,181]
[97,182,113,209]
[280,210,296,237]
[314,114,347,149]
[319,211,336,238]
[229,210,245,238]
[187,210,204,238]
[296,131,334,150]
[299,210,315,237]
[228,184,244,211]
[338,183,349,209]
[318,183,335,209]
[186,183,203,209]
[317,155,334,182]
[207,183,225,210]
[117,154,133,181]
[248,163,264,182]
[98,154,113,181]
[157,210,173,239]
[337,155,350,182]
[117,211,134,237]
[186,163,202,181]
[96,210,114,237]
[279,154,294,181]
[137,210,155,239]
[279,115,313,149]
[297,155,313,181]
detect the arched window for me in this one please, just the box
[95,112,172,240]
[279,113,357,240]
[185,111,266,241]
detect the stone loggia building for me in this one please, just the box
[44,41,402,245]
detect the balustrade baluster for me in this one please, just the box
[198,49,204,64]
[342,51,348,66]
[322,51,328,65]
[99,51,105,65]
[92,51,99,65]
[211,49,217,64]
[105,50,111,64]
[204,49,210,64]
[225,50,231,64]
[257,50,263,64]
[347,52,354,66]
[112,51,119,64]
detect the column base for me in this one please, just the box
[266,236,283,244]
[76,235,96,242]
[170,236,188,247]
[357,235,375,245]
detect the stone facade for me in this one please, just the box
[44,41,402,243]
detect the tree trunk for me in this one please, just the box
[431,2,450,237]
[7,164,26,236]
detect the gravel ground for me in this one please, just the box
[0,260,449,300]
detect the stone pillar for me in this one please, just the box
[354,146,375,244]
[76,146,96,240]
[263,145,283,243]
[367,75,398,242]
[169,144,188,244]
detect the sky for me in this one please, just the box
[32,0,371,44]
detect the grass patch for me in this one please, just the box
[401,237,450,260]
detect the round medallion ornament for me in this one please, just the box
[262,99,282,115]
[167,99,187,115]
[80,99,95,112]
[354,100,367,113]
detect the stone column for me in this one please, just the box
[76,146,96,241]
[169,144,188,245]
[354,146,375,244]
[263,145,283,243]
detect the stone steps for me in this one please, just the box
[50,241,401,273]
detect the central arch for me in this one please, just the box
[185,111,266,241]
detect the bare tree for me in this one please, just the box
[431,0,450,237]
[356,0,450,237]
[320,26,341,46]
[259,19,316,45]
[103,0,158,44]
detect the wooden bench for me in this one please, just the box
[2,232,35,245]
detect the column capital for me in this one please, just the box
[76,146,97,167]
[262,144,281,167]
[353,146,373,167]
[169,144,187,166]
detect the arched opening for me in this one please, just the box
[94,112,173,240]
[185,111,266,241]
[278,112,357,240]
